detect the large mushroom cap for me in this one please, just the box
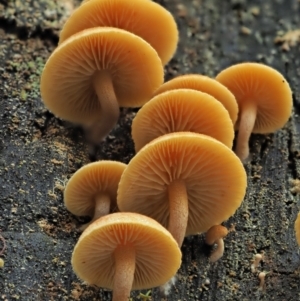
[118,132,247,236]
[216,62,292,133]
[40,27,164,125]
[72,212,182,289]
[153,74,238,124]
[59,0,178,65]
[64,160,126,217]
[132,89,234,152]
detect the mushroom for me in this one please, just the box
[64,160,126,231]
[153,74,238,124]
[251,253,263,273]
[205,225,228,262]
[294,212,300,246]
[40,27,164,145]
[216,62,292,162]
[72,212,182,301]
[118,132,247,248]
[258,271,269,291]
[132,89,235,152]
[59,0,178,65]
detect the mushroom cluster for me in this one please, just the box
[39,1,295,300]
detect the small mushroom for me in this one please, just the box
[64,160,126,231]
[59,0,178,65]
[294,212,300,246]
[72,212,182,301]
[251,253,263,273]
[153,74,238,124]
[40,27,163,145]
[216,62,292,162]
[132,89,235,152]
[118,132,247,248]
[205,225,228,262]
[258,271,269,291]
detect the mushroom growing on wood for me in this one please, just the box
[205,225,228,262]
[40,27,164,144]
[59,0,178,65]
[64,160,126,231]
[153,74,238,124]
[118,132,247,248]
[72,212,182,301]
[132,89,234,152]
[216,62,292,162]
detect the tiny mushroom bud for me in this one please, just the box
[258,271,269,291]
[205,225,229,262]
[251,253,263,273]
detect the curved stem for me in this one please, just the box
[209,238,224,263]
[113,244,136,301]
[235,101,257,162]
[84,71,120,145]
[79,192,111,231]
[168,179,189,247]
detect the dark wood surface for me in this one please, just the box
[1,0,300,300]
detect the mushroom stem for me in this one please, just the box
[113,244,136,301]
[209,238,224,263]
[168,179,188,247]
[79,192,111,231]
[85,70,120,145]
[235,101,257,162]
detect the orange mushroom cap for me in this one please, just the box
[59,0,178,65]
[40,27,164,125]
[118,132,247,238]
[64,160,126,218]
[72,212,181,296]
[153,74,238,124]
[216,62,292,161]
[132,89,234,152]
[216,62,292,134]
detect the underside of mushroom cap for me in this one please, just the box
[216,62,292,133]
[118,132,247,236]
[132,89,234,151]
[72,212,182,289]
[153,74,238,124]
[64,160,126,217]
[59,0,178,65]
[40,27,164,125]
